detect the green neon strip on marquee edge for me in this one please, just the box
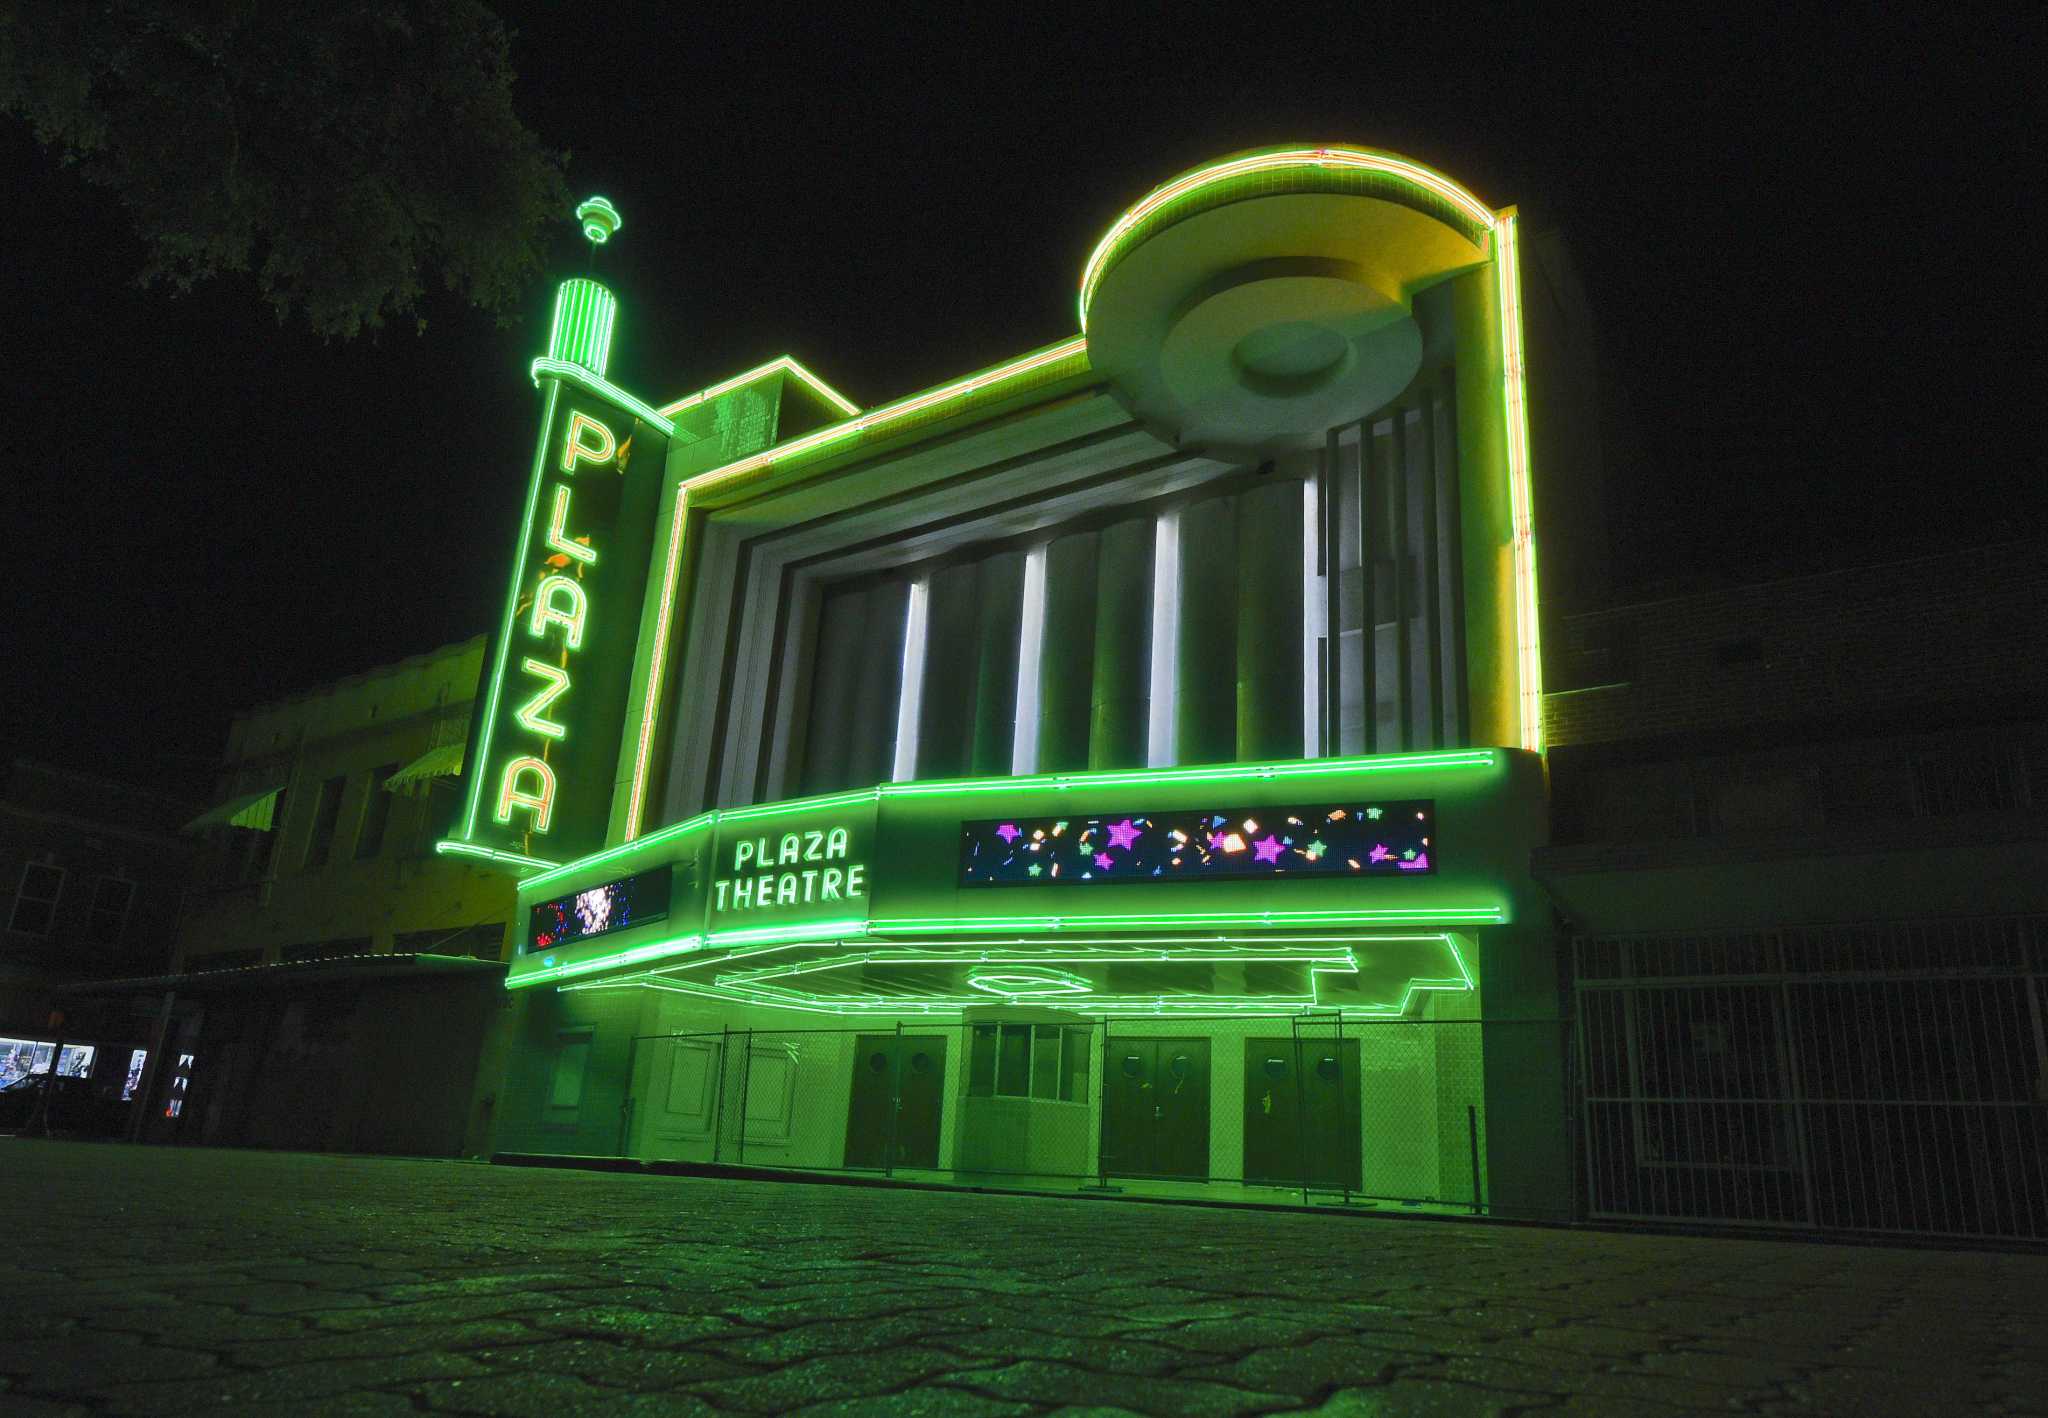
[507,903,1502,991]
[525,747,1499,895]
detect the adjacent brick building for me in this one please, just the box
[1537,542,2048,1239]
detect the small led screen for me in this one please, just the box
[960,801,1434,886]
[527,865,672,954]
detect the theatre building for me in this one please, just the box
[446,152,1598,1217]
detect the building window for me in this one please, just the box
[302,775,347,871]
[968,1023,1089,1102]
[355,764,398,859]
[9,862,65,936]
[87,876,135,944]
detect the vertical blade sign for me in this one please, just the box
[452,382,667,866]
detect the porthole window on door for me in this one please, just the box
[910,1052,932,1074]
[1170,1053,1192,1078]
[1121,1054,1144,1078]
[1316,1055,1340,1081]
[868,1051,889,1072]
[1264,1056,1288,1080]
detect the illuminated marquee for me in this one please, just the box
[712,827,868,912]
[707,805,878,935]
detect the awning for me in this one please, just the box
[385,742,465,795]
[182,788,283,835]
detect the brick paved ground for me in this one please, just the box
[2,1141,2043,1416]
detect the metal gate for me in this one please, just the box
[1574,916,2048,1242]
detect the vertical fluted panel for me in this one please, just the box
[969,551,1025,775]
[1234,478,1304,761]
[1175,495,1238,765]
[916,561,980,779]
[1037,532,1099,772]
[798,587,863,794]
[848,579,908,788]
[1088,518,1153,769]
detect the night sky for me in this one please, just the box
[6,8,2036,791]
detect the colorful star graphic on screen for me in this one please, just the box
[960,799,1433,884]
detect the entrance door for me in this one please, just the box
[1244,1036,1362,1190]
[1100,1038,1211,1180]
[844,1034,947,1169]
[634,1035,720,1162]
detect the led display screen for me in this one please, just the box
[959,801,1434,886]
[527,865,672,954]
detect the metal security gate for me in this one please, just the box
[1575,917,2048,1242]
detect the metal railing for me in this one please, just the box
[1574,916,2048,1242]
[616,1014,1488,1213]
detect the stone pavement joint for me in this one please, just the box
[1,1141,2043,1416]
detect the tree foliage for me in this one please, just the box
[0,1,569,337]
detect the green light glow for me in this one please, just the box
[546,278,617,376]
[576,196,622,246]
[513,658,571,740]
[658,355,861,420]
[434,840,557,873]
[718,788,883,823]
[494,756,555,832]
[623,480,689,843]
[560,411,617,473]
[671,337,1089,500]
[504,902,1498,989]
[881,749,1496,797]
[871,908,1501,933]
[528,932,705,986]
[966,967,1092,997]
[527,573,588,649]
[548,933,1472,1017]
[458,380,561,843]
[549,750,1496,895]
[543,485,597,565]
[1077,145,1498,332]
[528,359,681,438]
[706,917,871,949]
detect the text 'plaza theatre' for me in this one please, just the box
[448,149,1589,1217]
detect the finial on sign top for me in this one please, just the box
[576,196,623,248]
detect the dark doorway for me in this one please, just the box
[1243,1036,1362,1190]
[1100,1037,1210,1180]
[844,1034,947,1169]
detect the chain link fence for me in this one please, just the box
[620,1015,1487,1211]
